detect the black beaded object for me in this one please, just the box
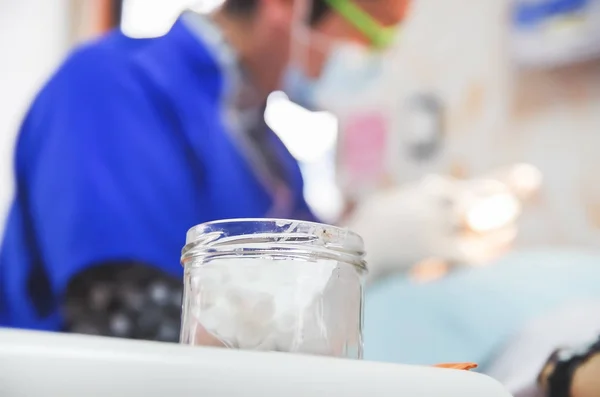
[541,336,600,397]
[62,263,183,343]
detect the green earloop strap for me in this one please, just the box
[323,0,396,48]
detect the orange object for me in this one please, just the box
[434,363,478,371]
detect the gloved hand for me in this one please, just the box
[345,174,520,283]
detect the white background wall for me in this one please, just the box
[0,0,70,228]
[388,0,600,248]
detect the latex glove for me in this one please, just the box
[345,175,517,283]
[345,176,464,282]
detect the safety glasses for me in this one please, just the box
[323,0,398,48]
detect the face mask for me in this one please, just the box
[282,64,317,110]
[283,41,386,111]
[283,0,401,108]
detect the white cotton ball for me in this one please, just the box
[236,321,271,349]
[270,313,297,352]
[199,295,239,347]
[236,292,276,349]
[247,292,276,325]
[254,334,278,352]
[191,258,339,353]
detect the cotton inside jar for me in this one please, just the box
[180,219,367,359]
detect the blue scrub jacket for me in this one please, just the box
[0,13,314,331]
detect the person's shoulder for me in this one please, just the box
[42,23,208,104]
[19,31,173,151]
[49,30,151,91]
[27,29,178,125]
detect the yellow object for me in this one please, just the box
[434,363,478,371]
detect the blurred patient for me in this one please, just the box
[363,248,600,397]
[0,0,409,340]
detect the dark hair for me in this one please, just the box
[223,0,329,24]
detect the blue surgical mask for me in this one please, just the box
[282,64,319,111]
[283,42,385,111]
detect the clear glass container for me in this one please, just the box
[180,219,367,359]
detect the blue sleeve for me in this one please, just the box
[18,47,206,297]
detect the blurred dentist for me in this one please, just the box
[0,0,409,340]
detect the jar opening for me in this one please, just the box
[181,218,367,272]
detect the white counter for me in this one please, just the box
[0,329,511,397]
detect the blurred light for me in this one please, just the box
[409,257,450,283]
[189,0,226,13]
[265,92,338,163]
[265,93,342,221]
[300,157,345,224]
[121,0,224,38]
[458,226,517,266]
[506,163,543,200]
[466,193,521,233]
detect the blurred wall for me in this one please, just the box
[391,0,600,248]
[0,0,70,232]
[509,59,600,247]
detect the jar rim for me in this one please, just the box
[181,218,367,272]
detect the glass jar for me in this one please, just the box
[180,219,367,359]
